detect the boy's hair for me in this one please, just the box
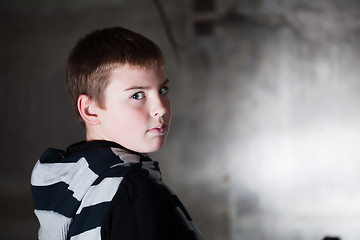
[66,27,165,123]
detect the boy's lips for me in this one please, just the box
[147,124,167,135]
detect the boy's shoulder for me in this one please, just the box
[122,169,166,199]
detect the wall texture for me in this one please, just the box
[1,0,360,239]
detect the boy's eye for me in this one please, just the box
[131,92,145,100]
[159,87,169,95]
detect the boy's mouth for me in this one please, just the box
[147,124,166,135]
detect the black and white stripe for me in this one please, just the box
[31,142,144,239]
[31,141,204,240]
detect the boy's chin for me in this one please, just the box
[120,139,167,154]
[139,144,165,154]
[143,140,168,153]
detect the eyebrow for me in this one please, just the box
[124,79,169,91]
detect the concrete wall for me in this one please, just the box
[1,0,360,239]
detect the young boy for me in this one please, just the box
[31,27,204,240]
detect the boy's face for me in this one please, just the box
[89,65,172,153]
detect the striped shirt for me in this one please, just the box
[31,140,204,240]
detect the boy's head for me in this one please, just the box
[67,27,165,117]
[66,27,171,153]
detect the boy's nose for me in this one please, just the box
[151,97,167,117]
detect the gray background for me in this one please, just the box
[1,0,360,239]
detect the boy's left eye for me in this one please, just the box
[159,87,169,95]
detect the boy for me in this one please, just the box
[31,27,204,240]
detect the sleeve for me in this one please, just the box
[100,170,180,240]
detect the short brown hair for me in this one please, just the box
[66,27,165,123]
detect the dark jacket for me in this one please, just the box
[31,140,204,240]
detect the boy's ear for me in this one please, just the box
[77,94,100,126]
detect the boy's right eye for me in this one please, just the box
[131,92,145,100]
